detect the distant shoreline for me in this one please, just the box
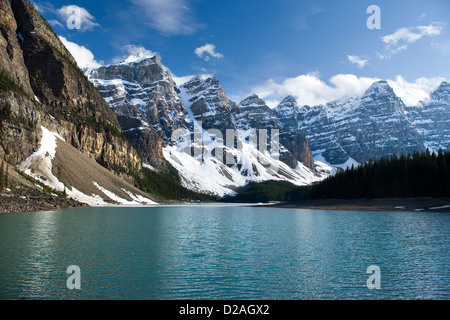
[3,196,450,214]
[261,197,450,212]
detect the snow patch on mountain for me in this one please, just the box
[18,127,157,206]
[164,130,327,196]
[18,126,65,192]
[313,150,360,175]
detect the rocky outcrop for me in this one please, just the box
[406,81,450,152]
[275,96,314,168]
[90,60,325,194]
[0,0,140,173]
[293,81,425,165]
[88,55,187,169]
[180,76,235,133]
[234,94,278,130]
[0,0,41,164]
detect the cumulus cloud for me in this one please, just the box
[112,45,158,64]
[253,73,379,107]
[195,44,224,61]
[347,55,368,69]
[59,36,102,68]
[30,1,55,14]
[379,22,445,58]
[56,5,100,32]
[172,75,196,86]
[129,0,201,35]
[47,19,64,28]
[252,73,445,108]
[387,76,446,106]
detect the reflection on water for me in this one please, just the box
[0,206,449,299]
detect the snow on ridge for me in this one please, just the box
[120,52,156,65]
[121,188,156,204]
[93,182,139,205]
[18,126,65,192]
[313,151,360,175]
[17,127,156,206]
[18,127,108,205]
[164,133,327,197]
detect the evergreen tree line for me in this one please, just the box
[135,166,217,201]
[221,180,298,203]
[303,149,450,200]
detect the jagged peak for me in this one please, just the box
[429,81,450,102]
[239,94,266,107]
[277,95,299,108]
[364,80,395,97]
[435,81,450,92]
[119,53,158,65]
[181,74,217,87]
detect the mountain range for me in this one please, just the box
[0,0,157,206]
[88,56,328,196]
[1,0,449,206]
[88,52,450,194]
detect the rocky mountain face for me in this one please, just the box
[0,0,155,206]
[406,82,450,152]
[83,21,449,195]
[290,81,425,165]
[274,96,314,169]
[88,55,187,169]
[89,58,326,196]
[180,75,236,134]
[0,0,140,172]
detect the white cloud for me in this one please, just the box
[129,0,200,35]
[252,73,445,107]
[59,36,102,69]
[30,1,55,14]
[387,76,446,106]
[172,75,196,86]
[253,73,379,107]
[112,45,158,64]
[380,22,445,58]
[195,44,224,61]
[56,5,100,32]
[47,19,64,28]
[347,55,368,69]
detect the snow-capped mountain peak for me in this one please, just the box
[239,94,266,107]
[363,80,395,98]
[120,52,156,65]
[280,95,298,106]
[430,81,450,103]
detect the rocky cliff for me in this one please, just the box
[89,58,326,196]
[88,55,187,169]
[406,82,450,152]
[291,81,425,165]
[0,0,140,172]
[0,0,154,206]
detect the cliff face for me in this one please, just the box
[88,56,188,169]
[0,0,140,172]
[406,82,450,152]
[289,81,425,165]
[0,0,41,164]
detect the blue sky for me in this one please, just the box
[32,0,450,107]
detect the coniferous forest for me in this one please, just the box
[303,149,450,200]
[228,150,450,202]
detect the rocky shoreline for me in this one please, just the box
[0,193,86,214]
[0,166,86,214]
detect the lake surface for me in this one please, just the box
[0,205,449,300]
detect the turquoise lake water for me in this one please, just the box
[0,205,448,299]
